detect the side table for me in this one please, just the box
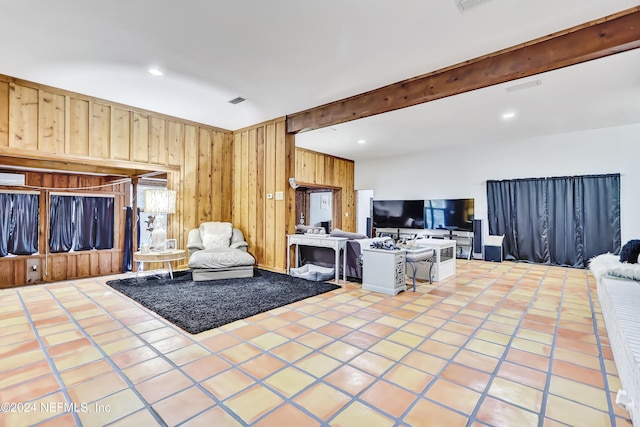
[133,249,186,279]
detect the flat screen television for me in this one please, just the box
[424,198,474,232]
[373,200,425,229]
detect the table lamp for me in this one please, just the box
[144,189,176,250]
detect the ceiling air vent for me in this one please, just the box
[228,97,246,105]
[456,0,492,12]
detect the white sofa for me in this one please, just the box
[589,253,640,423]
[187,222,255,281]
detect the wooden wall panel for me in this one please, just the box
[0,74,236,287]
[150,116,167,165]
[0,81,8,147]
[111,108,130,161]
[9,84,38,150]
[264,124,276,268]
[38,90,65,154]
[167,120,183,167]
[132,112,149,163]
[69,98,89,156]
[90,104,110,158]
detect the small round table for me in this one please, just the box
[133,249,186,279]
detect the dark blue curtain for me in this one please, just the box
[49,195,74,253]
[122,207,133,272]
[49,195,115,253]
[94,197,114,249]
[9,194,39,255]
[487,173,620,268]
[0,194,12,257]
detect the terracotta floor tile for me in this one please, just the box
[238,353,285,380]
[0,374,60,403]
[165,343,210,366]
[295,352,342,378]
[60,359,113,387]
[505,348,550,372]
[265,366,316,397]
[108,409,163,427]
[67,371,128,404]
[275,323,311,339]
[271,341,313,363]
[369,340,411,360]
[383,364,433,394]
[361,380,415,417]
[477,395,539,426]
[497,361,548,390]
[324,365,376,396]
[440,363,491,393]
[0,359,52,389]
[321,341,363,362]
[250,332,289,351]
[403,398,468,427]
[545,394,611,426]
[136,369,193,403]
[553,347,601,371]
[199,333,241,352]
[340,330,381,349]
[316,309,346,322]
[400,350,447,376]
[122,357,174,384]
[426,379,481,414]
[202,369,255,400]
[488,377,543,412]
[465,338,507,359]
[454,349,499,374]
[219,342,263,364]
[152,386,214,426]
[359,321,396,338]
[331,401,395,427]
[254,403,321,427]
[552,360,604,388]
[52,346,103,371]
[224,384,284,424]
[47,338,93,358]
[387,330,424,348]
[0,392,67,427]
[231,324,269,340]
[293,382,351,420]
[296,331,335,349]
[34,413,77,427]
[181,406,244,427]
[430,329,468,346]
[110,345,159,369]
[78,388,145,426]
[548,375,609,412]
[417,340,458,359]
[139,327,180,344]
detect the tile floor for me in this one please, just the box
[0,260,633,427]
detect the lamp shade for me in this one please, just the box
[144,189,176,214]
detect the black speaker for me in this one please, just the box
[473,219,482,254]
[366,217,373,238]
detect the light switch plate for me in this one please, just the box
[275,191,284,200]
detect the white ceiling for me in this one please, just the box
[2,0,639,161]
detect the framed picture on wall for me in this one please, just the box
[164,239,177,250]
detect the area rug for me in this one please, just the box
[105,269,340,334]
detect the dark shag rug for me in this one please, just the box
[106,269,340,334]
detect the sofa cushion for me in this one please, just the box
[200,222,233,250]
[189,247,255,269]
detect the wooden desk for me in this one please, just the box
[287,234,348,284]
[133,249,186,279]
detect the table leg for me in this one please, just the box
[342,246,346,283]
[287,243,291,274]
[334,248,339,284]
[167,261,174,279]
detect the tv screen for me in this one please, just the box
[424,199,474,231]
[373,200,425,229]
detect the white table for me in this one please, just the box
[362,248,407,295]
[133,249,186,279]
[412,238,456,281]
[287,234,348,284]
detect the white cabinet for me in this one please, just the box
[413,239,456,282]
[362,248,406,295]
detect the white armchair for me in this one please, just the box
[187,222,255,281]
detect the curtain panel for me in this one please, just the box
[49,195,115,253]
[487,174,620,268]
[0,193,39,257]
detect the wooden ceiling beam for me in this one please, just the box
[286,7,640,134]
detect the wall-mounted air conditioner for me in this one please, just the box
[0,173,26,186]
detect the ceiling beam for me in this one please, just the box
[286,7,640,134]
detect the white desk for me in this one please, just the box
[287,234,348,284]
[413,238,456,281]
[133,249,186,279]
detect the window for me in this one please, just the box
[0,192,39,257]
[49,195,114,253]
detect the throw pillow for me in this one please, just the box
[200,222,233,250]
[330,228,367,240]
[619,239,640,264]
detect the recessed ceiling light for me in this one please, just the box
[502,111,516,120]
[358,139,366,144]
[148,68,163,77]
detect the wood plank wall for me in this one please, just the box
[232,119,295,271]
[0,171,126,288]
[0,74,233,287]
[295,147,356,232]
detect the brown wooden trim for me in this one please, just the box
[286,7,640,133]
[295,147,355,164]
